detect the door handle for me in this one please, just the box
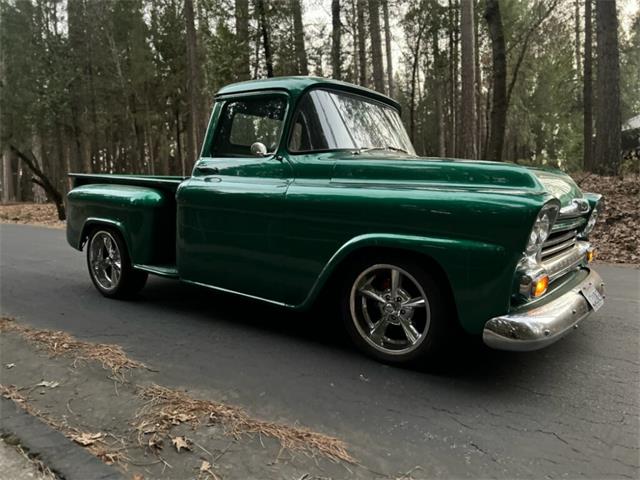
[194,165,219,176]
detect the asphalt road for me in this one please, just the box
[1,224,639,479]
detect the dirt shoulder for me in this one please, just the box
[0,317,383,480]
[0,204,64,229]
[576,174,640,265]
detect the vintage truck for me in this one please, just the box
[66,77,604,364]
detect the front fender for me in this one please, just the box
[298,233,519,335]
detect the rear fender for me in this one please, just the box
[66,184,167,265]
[77,218,128,252]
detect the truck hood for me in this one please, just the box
[331,153,582,206]
[526,167,583,206]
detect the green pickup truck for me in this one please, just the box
[66,76,604,364]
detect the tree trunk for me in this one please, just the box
[235,0,251,80]
[594,0,621,175]
[409,25,426,144]
[256,0,274,77]
[460,0,477,159]
[351,0,359,82]
[67,0,88,174]
[9,145,66,220]
[2,146,14,203]
[433,27,446,157]
[453,0,460,155]
[357,0,367,86]
[484,0,506,161]
[474,0,483,157]
[184,0,204,171]
[291,0,308,75]
[574,0,581,76]
[447,0,457,157]
[583,0,593,171]
[368,0,384,92]
[382,0,393,96]
[331,0,342,80]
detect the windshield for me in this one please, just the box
[289,89,416,155]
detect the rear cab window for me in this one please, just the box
[211,94,287,157]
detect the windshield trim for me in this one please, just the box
[285,87,412,157]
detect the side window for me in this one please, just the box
[289,90,356,153]
[212,95,286,157]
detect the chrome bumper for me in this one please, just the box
[483,269,604,351]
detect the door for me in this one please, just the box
[177,92,293,302]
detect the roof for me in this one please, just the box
[215,76,401,111]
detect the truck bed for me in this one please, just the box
[67,173,186,271]
[70,173,187,193]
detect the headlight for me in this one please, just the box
[525,203,559,257]
[583,204,599,236]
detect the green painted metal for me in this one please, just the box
[67,76,597,336]
[67,184,175,266]
[528,167,584,206]
[215,76,400,110]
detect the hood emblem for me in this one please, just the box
[559,198,590,218]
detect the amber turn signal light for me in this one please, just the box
[532,275,549,298]
[587,249,596,263]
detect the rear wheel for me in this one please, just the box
[341,256,450,364]
[86,229,147,299]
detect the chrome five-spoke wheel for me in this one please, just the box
[349,264,431,355]
[86,228,147,298]
[89,231,122,291]
[341,256,449,364]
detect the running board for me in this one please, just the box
[133,264,179,278]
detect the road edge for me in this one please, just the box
[0,397,124,480]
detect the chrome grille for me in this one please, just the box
[541,228,578,260]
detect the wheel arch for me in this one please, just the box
[299,234,461,310]
[297,233,512,335]
[318,244,459,321]
[79,218,131,260]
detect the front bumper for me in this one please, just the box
[483,269,604,351]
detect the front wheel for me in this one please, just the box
[340,257,451,364]
[86,229,147,299]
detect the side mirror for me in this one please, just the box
[250,142,268,157]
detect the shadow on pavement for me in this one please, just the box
[138,276,535,384]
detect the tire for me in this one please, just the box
[86,228,147,299]
[340,255,451,365]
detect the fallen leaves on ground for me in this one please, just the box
[35,381,60,389]
[0,203,64,228]
[171,435,192,453]
[0,384,127,466]
[0,317,145,380]
[134,384,354,463]
[576,174,640,265]
[70,432,105,446]
[198,460,220,480]
[147,434,164,453]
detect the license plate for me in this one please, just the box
[582,283,604,312]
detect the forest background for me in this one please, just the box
[0,0,638,216]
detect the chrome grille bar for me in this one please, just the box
[551,217,585,234]
[541,237,577,259]
[541,241,589,282]
[543,229,577,248]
